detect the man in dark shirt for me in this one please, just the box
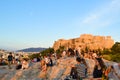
[8,52,13,69]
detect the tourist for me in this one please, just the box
[104,64,120,80]
[16,60,22,70]
[68,48,75,57]
[93,58,106,78]
[13,57,16,64]
[54,52,57,59]
[33,58,37,62]
[38,60,47,79]
[78,46,81,56]
[44,56,50,66]
[15,54,19,64]
[70,57,86,80]
[112,63,120,80]
[8,52,13,69]
[82,58,88,77]
[75,50,79,57]
[62,50,66,58]
[21,58,29,69]
[48,56,53,67]
[92,53,98,59]
[1,59,6,65]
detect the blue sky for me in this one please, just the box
[0,0,120,51]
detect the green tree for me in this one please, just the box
[56,46,65,54]
[111,42,120,53]
[40,47,54,56]
[102,48,111,55]
[29,53,40,60]
[102,42,120,62]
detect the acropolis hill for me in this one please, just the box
[53,34,114,51]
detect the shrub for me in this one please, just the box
[110,54,120,62]
[102,55,111,61]
[29,53,40,60]
[40,47,54,56]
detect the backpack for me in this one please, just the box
[70,67,78,79]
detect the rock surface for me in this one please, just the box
[0,57,93,80]
[0,57,117,80]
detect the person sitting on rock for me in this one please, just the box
[93,58,106,79]
[112,63,120,80]
[81,58,88,77]
[70,57,86,80]
[38,60,47,79]
[62,50,67,58]
[15,54,19,64]
[48,56,53,67]
[16,60,22,70]
[21,58,29,69]
[44,56,50,66]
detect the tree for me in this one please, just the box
[29,53,40,60]
[40,47,54,56]
[102,48,111,55]
[111,42,120,53]
[102,42,120,62]
[56,46,65,54]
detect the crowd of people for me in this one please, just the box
[0,48,120,80]
[37,48,120,80]
[7,52,30,70]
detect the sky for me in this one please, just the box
[0,0,120,51]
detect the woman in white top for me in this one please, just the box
[21,58,29,69]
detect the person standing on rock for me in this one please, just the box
[8,52,13,69]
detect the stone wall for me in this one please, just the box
[53,34,114,51]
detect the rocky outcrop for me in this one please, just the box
[0,57,118,80]
[0,57,94,80]
[53,34,114,51]
[1,62,40,80]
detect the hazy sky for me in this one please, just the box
[0,0,120,51]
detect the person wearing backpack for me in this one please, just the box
[8,52,13,69]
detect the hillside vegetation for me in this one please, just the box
[29,42,120,62]
[102,42,120,62]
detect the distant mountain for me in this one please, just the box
[17,47,47,52]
